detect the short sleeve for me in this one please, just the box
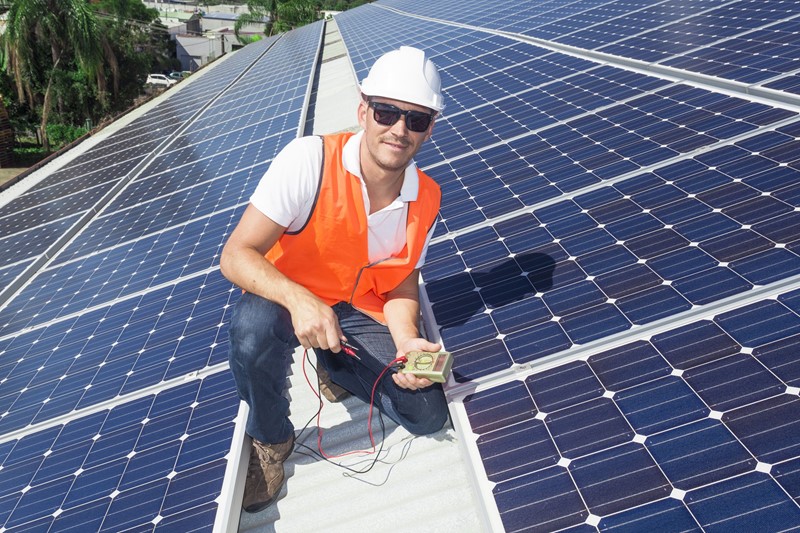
[250,136,323,231]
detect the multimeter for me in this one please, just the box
[400,351,453,383]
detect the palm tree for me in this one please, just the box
[0,0,103,151]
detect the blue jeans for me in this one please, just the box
[228,292,449,444]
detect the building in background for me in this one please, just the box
[144,2,267,71]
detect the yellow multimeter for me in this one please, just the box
[400,351,453,383]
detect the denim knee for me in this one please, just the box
[228,292,295,370]
[401,409,448,436]
[391,385,449,436]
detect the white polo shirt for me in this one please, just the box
[250,132,435,267]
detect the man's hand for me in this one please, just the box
[287,292,343,353]
[392,337,441,390]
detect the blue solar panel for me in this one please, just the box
[416,97,800,372]
[0,182,119,237]
[0,31,292,308]
[2,26,321,327]
[457,288,800,531]
[0,271,237,432]
[378,0,800,92]
[766,73,800,95]
[0,370,238,531]
[417,107,800,379]
[0,213,83,265]
[0,259,33,290]
[325,5,800,528]
[0,210,244,332]
[0,20,324,531]
[0,159,143,216]
[0,0,797,528]
[421,87,795,229]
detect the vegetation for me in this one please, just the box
[234,0,322,40]
[0,0,174,160]
[318,0,370,10]
[231,0,370,43]
[0,0,368,167]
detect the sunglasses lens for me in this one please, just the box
[373,105,401,126]
[406,112,432,132]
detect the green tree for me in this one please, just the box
[234,0,321,41]
[276,0,319,31]
[91,0,175,97]
[318,0,369,10]
[0,0,174,153]
[0,0,105,151]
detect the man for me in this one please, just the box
[221,46,449,513]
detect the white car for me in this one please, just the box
[146,74,177,87]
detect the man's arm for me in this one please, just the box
[384,269,440,390]
[220,204,343,352]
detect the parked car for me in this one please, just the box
[168,71,191,80]
[146,73,177,87]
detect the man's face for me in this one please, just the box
[358,96,435,176]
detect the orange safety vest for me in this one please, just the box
[266,132,441,324]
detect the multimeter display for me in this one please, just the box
[400,351,453,383]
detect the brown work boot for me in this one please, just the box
[317,364,350,403]
[242,434,294,513]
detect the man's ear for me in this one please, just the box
[357,97,368,130]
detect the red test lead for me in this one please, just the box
[340,340,360,359]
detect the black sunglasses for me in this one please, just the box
[368,101,435,132]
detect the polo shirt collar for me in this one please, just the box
[342,131,419,202]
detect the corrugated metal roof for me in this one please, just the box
[237,349,483,532]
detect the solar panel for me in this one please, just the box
[0,21,324,531]
[0,369,239,531]
[1,0,799,528]
[379,0,800,93]
[0,32,286,305]
[455,287,800,531]
[335,2,800,530]
[1,27,322,331]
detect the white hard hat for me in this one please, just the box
[360,46,445,113]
